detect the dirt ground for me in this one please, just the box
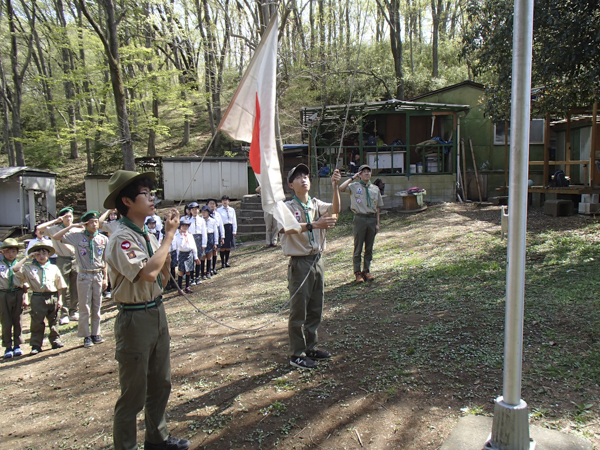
[1,203,599,449]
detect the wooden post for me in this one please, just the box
[566,113,571,178]
[461,138,468,200]
[504,120,509,194]
[592,101,598,186]
[469,137,483,202]
[543,112,550,186]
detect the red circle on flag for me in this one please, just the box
[121,241,131,250]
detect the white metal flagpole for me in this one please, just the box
[485,0,535,447]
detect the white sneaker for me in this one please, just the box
[104,292,112,299]
[69,313,79,321]
[190,280,196,286]
[59,316,70,325]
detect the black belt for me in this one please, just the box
[32,291,57,296]
[355,213,376,217]
[291,253,321,260]
[0,288,23,292]
[118,296,163,311]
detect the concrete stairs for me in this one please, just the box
[236,194,266,239]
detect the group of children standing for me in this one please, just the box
[0,195,237,358]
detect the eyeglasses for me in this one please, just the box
[137,190,156,199]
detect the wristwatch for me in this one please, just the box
[306,223,313,232]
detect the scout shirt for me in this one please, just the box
[281,198,332,257]
[45,224,76,257]
[61,231,109,271]
[105,222,163,304]
[16,261,67,293]
[101,220,120,236]
[217,206,237,234]
[345,181,384,214]
[188,215,208,248]
[0,258,24,291]
[212,210,226,241]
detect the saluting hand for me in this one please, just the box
[331,169,341,185]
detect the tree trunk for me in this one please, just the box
[431,0,442,78]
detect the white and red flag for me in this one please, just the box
[218,15,300,232]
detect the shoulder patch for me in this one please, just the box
[126,250,137,259]
[121,241,132,250]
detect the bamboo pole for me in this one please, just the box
[543,112,550,186]
[469,137,483,202]
[504,120,509,194]
[461,138,468,200]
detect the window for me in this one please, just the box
[494,119,545,145]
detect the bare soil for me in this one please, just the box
[1,203,599,449]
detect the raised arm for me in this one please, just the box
[137,209,180,282]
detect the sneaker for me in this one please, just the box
[84,337,94,348]
[205,273,212,279]
[177,289,184,296]
[3,348,13,359]
[13,347,22,357]
[306,349,332,360]
[290,355,317,369]
[224,262,231,268]
[201,275,207,280]
[184,287,193,294]
[69,312,79,321]
[30,346,42,355]
[195,278,202,285]
[212,269,218,275]
[52,341,65,349]
[221,264,226,269]
[189,279,196,286]
[362,271,375,281]
[104,291,112,299]
[145,435,190,450]
[59,316,70,325]
[91,335,105,344]
[355,271,365,283]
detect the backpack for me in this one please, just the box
[551,170,569,187]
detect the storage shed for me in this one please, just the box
[162,157,248,201]
[84,174,112,213]
[0,166,56,232]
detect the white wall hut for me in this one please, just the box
[84,174,112,213]
[0,166,57,232]
[162,157,248,201]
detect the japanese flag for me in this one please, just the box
[218,15,300,232]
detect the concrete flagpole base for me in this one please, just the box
[484,397,533,449]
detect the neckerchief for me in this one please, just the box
[293,195,315,245]
[120,217,163,289]
[33,260,51,290]
[5,258,16,291]
[84,230,98,264]
[359,180,372,207]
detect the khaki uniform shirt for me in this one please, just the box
[46,224,76,257]
[0,259,24,290]
[101,221,119,236]
[61,231,108,271]
[105,222,164,304]
[281,198,332,257]
[345,182,383,214]
[16,262,67,292]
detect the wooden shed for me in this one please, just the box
[0,166,56,233]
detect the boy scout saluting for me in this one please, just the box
[13,242,67,355]
[37,207,79,324]
[0,239,27,359]
[103,170,189,450]
[339,164,383,283]
[282,164,341,369]
[51,211,109,348]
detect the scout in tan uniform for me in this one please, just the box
[38,207,79,323]
[0,239,27,359]
[281,164,341,369]
[339,164,383,283]
[103,170,189,450]
[52,211,109,348]
[13,242,67,355]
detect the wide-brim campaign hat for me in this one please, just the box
[1,238,25,250]
[287,164,310,183]
[358,164,372,172]
[104,170,156,209]
[27,242,55,255]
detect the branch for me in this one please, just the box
[78,0,114,63]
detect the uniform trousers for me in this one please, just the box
[264,212,278,245]
[287,254,324,357]
[0,289,24,348]
[77,271,104,338]
[113,302,171,450]
[30,292,60,348]
[352,214,378,273]
[56,255,79,316]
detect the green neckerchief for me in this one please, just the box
[359,180,372,207]
[293,194,315,245]
[84,229,98,264]
[5,258,16,291]
[120,217,163,289]
[33,260,51,290]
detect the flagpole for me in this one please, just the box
[485,0,535,448]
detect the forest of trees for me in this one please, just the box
[0,0,597,172]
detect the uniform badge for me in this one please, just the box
[98,249,103,255]
[356,198,362,204]
[357,187,362,194]
[82,238,87,243]
[0,265,5,271]
[80,248,87,256]
[121,241,132,250]
[32,268,38,273]
[127,250,137,259]
[294,210,302,222]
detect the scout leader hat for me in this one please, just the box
[287,163,310,183]
[358,164,372,172]
[103,170,156,209]
[27,241,55,255]
[81,211,100,222]
[0,238,25,250]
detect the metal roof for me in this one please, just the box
[302,98,470,116]
[0,166,56,180]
